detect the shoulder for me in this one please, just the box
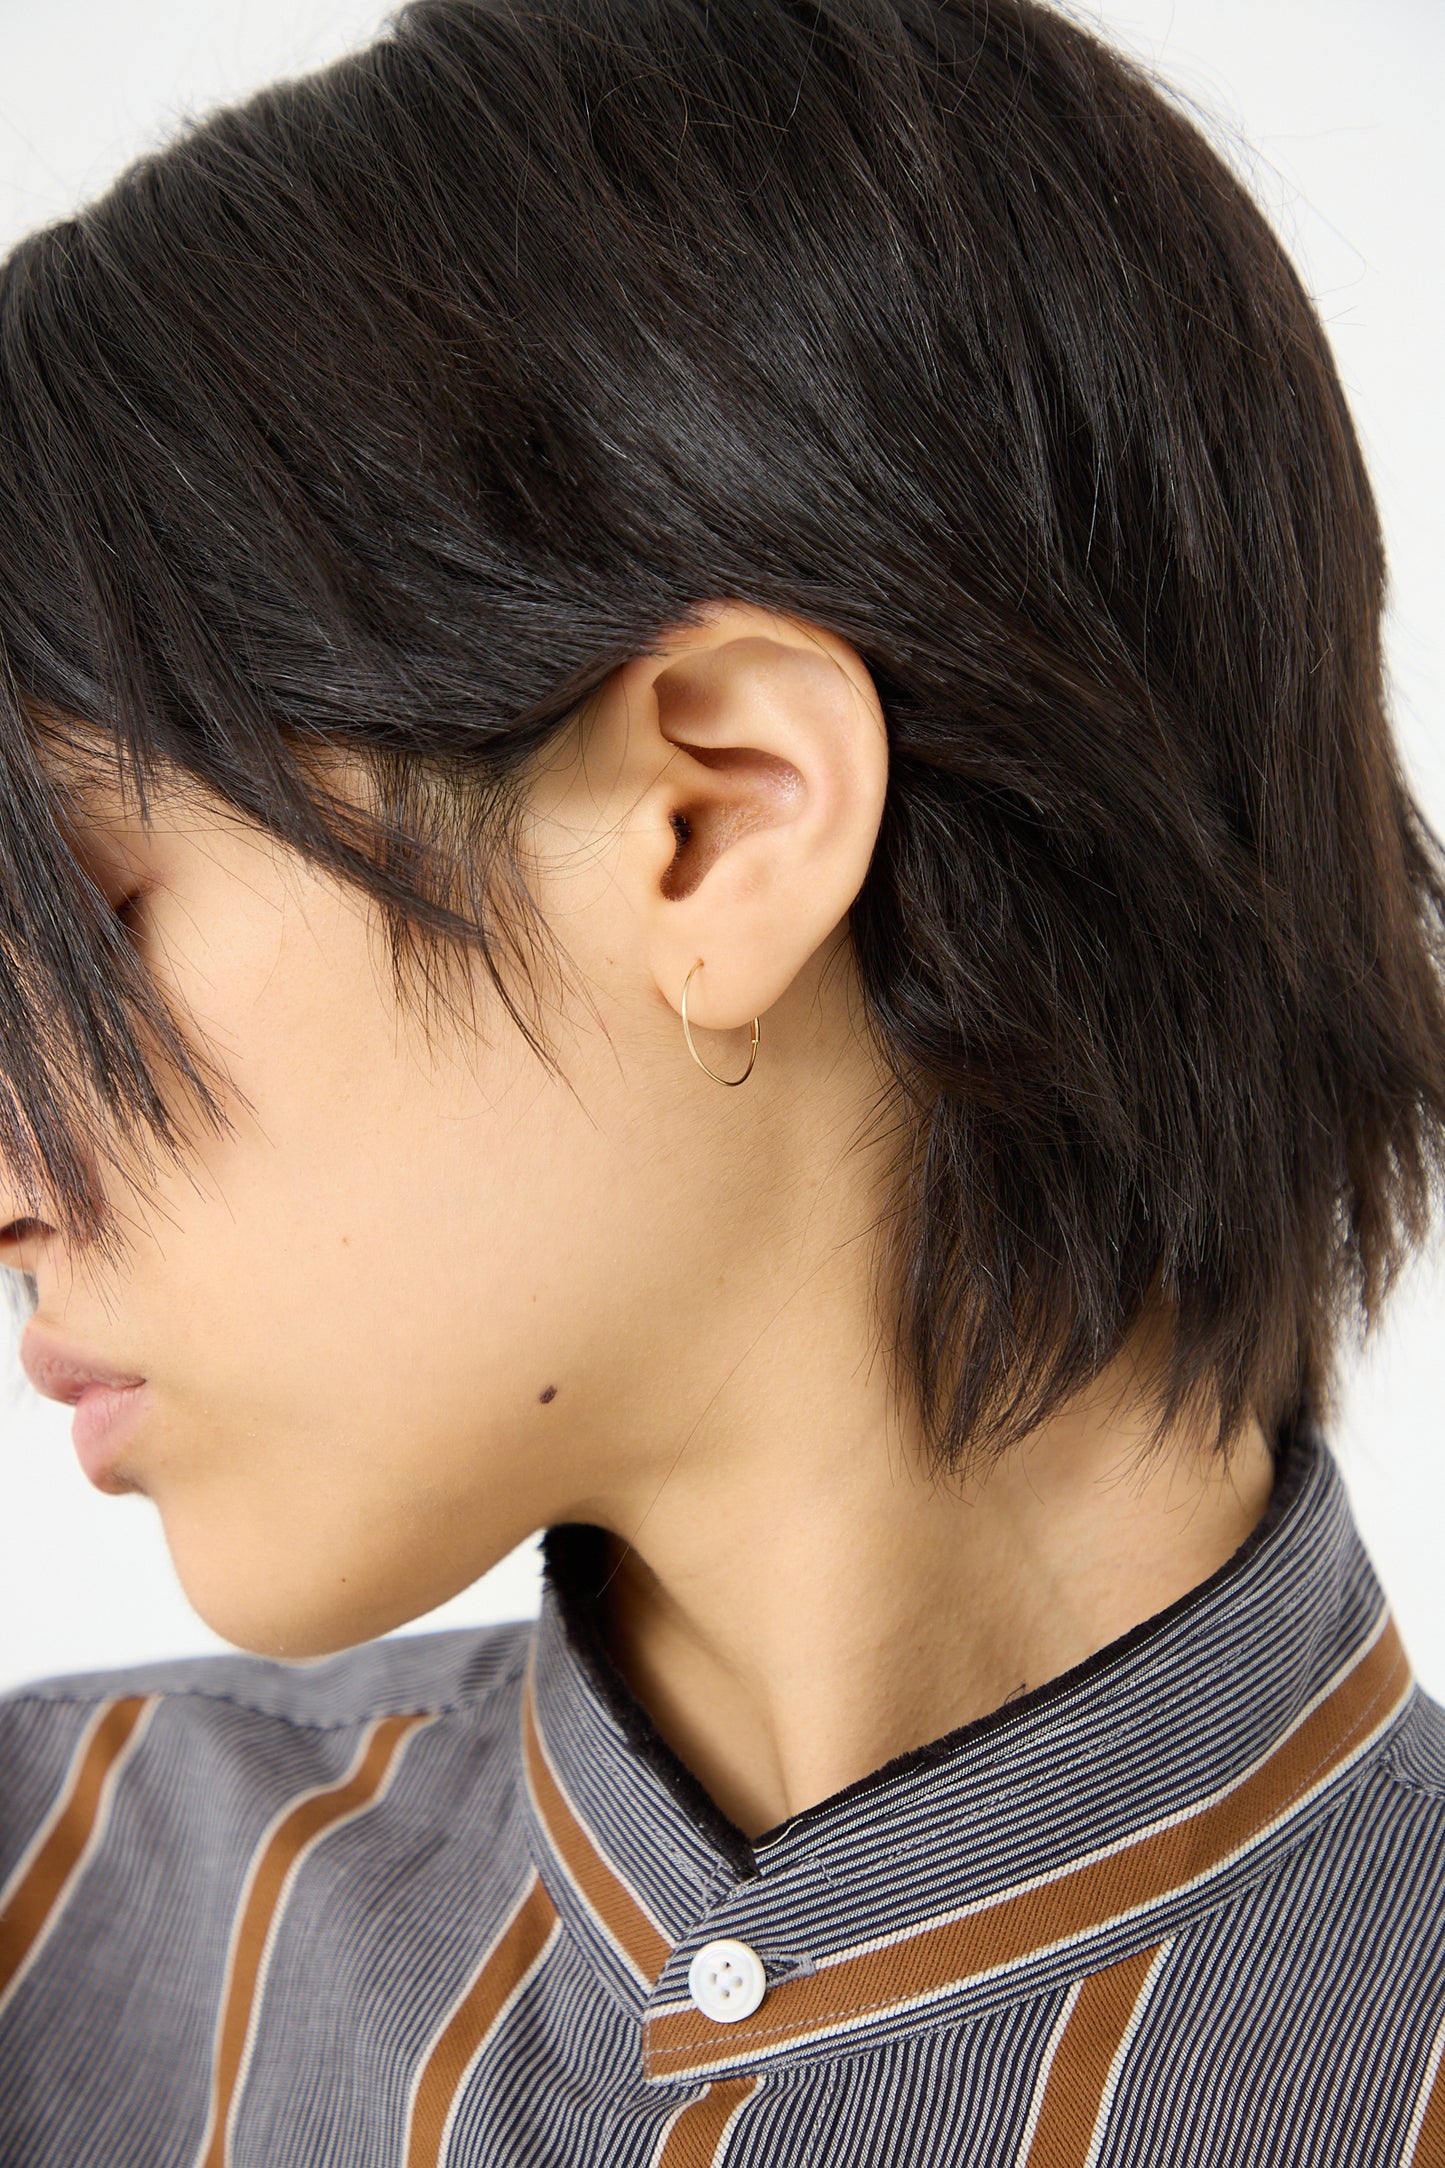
[1147,1687,1445,2146]
[0,1616,534,1729]
[0,1619,535,1889]
[1386,1679,1445,1802]
[1246,1680,1445,1985]
[1296,1680,1445,1921]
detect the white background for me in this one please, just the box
[0,0,1441,1697]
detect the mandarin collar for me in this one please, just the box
[519,1409,1416,2081]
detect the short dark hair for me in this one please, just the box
[2,0,1443,1475]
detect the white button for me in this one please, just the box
[687,1937,767,2023]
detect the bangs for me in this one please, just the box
[0,687,235,1275]
[0,197,591,1269]
[0,666,576,1276]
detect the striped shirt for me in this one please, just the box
[1,1409,1443,2166]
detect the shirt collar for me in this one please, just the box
[520,1408,1416,2079]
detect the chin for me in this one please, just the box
[156,1485,520,1661]
[165,1536,429,1662]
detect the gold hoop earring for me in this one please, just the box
[680,961,760,1086]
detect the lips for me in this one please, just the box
[70,1380,149,1492]
[18,1326,151,1492]
[18,1325,146,1406]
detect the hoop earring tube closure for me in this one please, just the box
[680,961,760,1086]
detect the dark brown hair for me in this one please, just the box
[2,0,1443,1476]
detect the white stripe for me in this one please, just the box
[435,1915,562,2168]
[822,1606,1400,1975]
[648,2090,703,2168]
[523,1643,672,1970]
[1399,2008,1445,2168]
[649,1613,1413,2065]
[222,1717,429,2162]
[710,2077,760,2164]
[189,1713,430,2168]
[1081,1938,1175,2168]
[648,1664,1414,2079]
[645,2078,760,2166]
[0,1699,121,1914]
[1012,1979,1084,2167]
[0,1695,157,2022]
[398,1871,555,2156]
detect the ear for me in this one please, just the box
[590,601,889,1034]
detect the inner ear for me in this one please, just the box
[660,801,762,902]
[659,748,802,903]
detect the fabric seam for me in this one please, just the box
[0,1642,529,1733]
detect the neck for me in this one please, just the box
[593,1343,1277,1841]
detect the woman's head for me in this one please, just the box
[3,0,1443,1652]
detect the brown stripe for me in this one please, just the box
[1020,1944,1162,2166]
[404,1872,559,2168]
[197,1711,430,2168]
[522,1671,671,1983]
[647,1613,1410,2076]
[654,2076,762,2167]
[1404,2015,1445,2168]
[0,1696,152,2005]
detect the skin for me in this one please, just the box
[1,599,1276,1838]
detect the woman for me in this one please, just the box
[0,0,1442,2160]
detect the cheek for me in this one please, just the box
[124,1002,645,1653]
[116,858,690,1653]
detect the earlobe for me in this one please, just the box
[628,603,889,1034]
[679,959,761,1086]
